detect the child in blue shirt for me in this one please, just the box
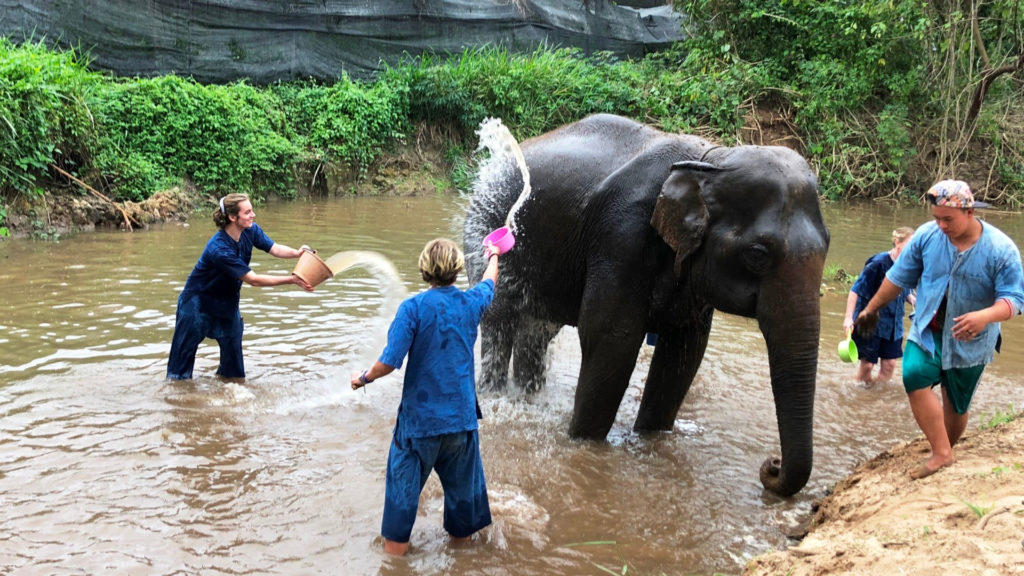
[352,237,500,556]
[843,226,916,384]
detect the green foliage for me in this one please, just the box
[271,75,410,175]
[3,0,1024,208]
[957,496,994,519]
[679,0,935,198]
[93,76,299,201]
[382,46,642,140]
[977,404,1020,430]
[0,37,103,195]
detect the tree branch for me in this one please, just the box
[965,51,1024,126]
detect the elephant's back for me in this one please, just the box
[522,114,662,184]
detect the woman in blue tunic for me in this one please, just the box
[166,193,314,381]
[351,237,500,556]
[842,226,916,384]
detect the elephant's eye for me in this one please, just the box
[742,244,773,275]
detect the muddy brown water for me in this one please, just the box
[1,195,1023,575]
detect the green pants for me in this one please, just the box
[902,331,985,415]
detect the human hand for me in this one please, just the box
[293,274,314,292]
[842,317,854,334]
[299,245,314,255]
[853,310,878,339]
[484,242,499,259]
[350,371,365,391]
[952,312,984,341]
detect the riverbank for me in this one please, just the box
[745,414,1024,576]
[0,136,451,239]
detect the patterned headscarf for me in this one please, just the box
[926,179,988,209]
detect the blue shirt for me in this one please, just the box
[887,220,1024,369]
[380,279,495,439]
[180,224,275,318]
[851,251,912,340]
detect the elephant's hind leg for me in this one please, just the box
[479,316,515,391]
[512,318,560,392]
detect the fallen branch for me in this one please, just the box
[50,165,143,231]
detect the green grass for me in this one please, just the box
[823,263,856,286]
[957,497,994,519]
[977,404,1020,430]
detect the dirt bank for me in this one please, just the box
[745,415,1024,576]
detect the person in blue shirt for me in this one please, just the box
[856,180,1024,480]
[167,193,314,381]
[351,237,500,556]
[843,226,916,384]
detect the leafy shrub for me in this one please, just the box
[93,76,298,201]
[0,37,103,195]
[272,75,410,176]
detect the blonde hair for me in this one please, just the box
[213,193,250,228]
[419,238,464,286]
[892,226,914,245]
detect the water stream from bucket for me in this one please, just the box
[476,118,531,232]
[320,250,407,389]
[321,249,401,282]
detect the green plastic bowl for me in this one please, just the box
[837,337,858,363]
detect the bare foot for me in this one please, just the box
[909,456,956,480]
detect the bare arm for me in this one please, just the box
[843,289,859,334]
[350,360,397,390]
[268,243,311,259]
[482,253,499,285]
[861,278,903,316]
[952,298,1018,340]
[241,270,313,291]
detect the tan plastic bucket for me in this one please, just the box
[292,250,334,287]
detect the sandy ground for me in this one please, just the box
[745,415,1024,576]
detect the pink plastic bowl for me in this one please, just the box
[483,226,515,255]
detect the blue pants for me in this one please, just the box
[382,430,491,543]
[166,294,245,380]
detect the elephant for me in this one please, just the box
[464,114,829,496]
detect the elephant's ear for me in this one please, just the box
[652,161,721,275]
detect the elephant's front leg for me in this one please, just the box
[569,290,648,440]
[634,307,713,432]
[512,317,561,392]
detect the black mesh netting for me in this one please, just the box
[0,0,686,83]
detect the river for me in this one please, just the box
[1,194,1022,575]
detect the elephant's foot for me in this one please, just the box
[517,374,545,394]
[568,416,613,441]
[478,373,508,392]
[632,412,676,433]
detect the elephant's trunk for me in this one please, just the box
[756,257,821,496]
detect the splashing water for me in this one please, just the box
[323,250,402,284]
[323,249,407,319]
[475,117,531,232]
